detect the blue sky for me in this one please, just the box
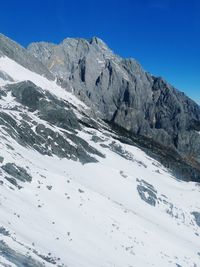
[0,0,199,103]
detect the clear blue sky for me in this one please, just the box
[0,0,199,103]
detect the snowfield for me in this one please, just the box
[0,55,200,267]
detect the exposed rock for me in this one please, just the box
[0,240,44,267]
[137,179,157,206]
[28,37,200,165]
[9,81,43,111]
[109,141,134,161]
[0,227,10,236]
[0,88,7,98]
[192,212,200,227]
[0,33,53,80]
[46,185,52,190]
[0,70,14,82]
[2,163,32,182]
[4,176,21,189]
[38,98,80,131]
[110,122,200,182]
[0,109,103,164]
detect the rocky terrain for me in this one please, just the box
[28,37,200,168]
[0,33,200,267]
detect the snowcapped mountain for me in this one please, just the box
[0,33,200,267]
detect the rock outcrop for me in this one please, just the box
[0,33,53,80]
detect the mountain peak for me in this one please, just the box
[89,36,109,48]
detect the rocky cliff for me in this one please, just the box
[28,37,200,165]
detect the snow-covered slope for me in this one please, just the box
[0,54,200,267]
[0,56,87,110]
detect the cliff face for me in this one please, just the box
[0,34,53,80]
[28,37,200,163]
[0,33,199,168]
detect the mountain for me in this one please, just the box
[0,33,200,267]
[28,37,200,174]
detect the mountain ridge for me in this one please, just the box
[27,35,200,165]
[0,33,200,267]
[1,33,200,180]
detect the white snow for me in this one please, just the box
[0,56,88,110]
[0,55,200,267]
[0,122,200,267]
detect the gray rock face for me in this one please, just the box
[150,78,200,159]
[192,212,200,227]
[0,81,104,165]
[27,37,200,164]
[38,98,80,131]
[0,33,53,80]
[9,80,43,111]
[2,163,32,182]
[0,70,14,82]
[137,179,157,206]
[8,80,80,130]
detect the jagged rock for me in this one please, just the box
[38,98,80,131]
[0,88,7,98]
[28,37,200,164]
[109,141,134,161]
[0,240,44,267]
[0,33,53,80]
[192,212,200,227]
[2,163,32,182]
[7,80,81,131]
[4,176,22,189]
[0,156,4,163]
[137,179,157,206]
[0,108,102,164]
[9,81,43,111]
